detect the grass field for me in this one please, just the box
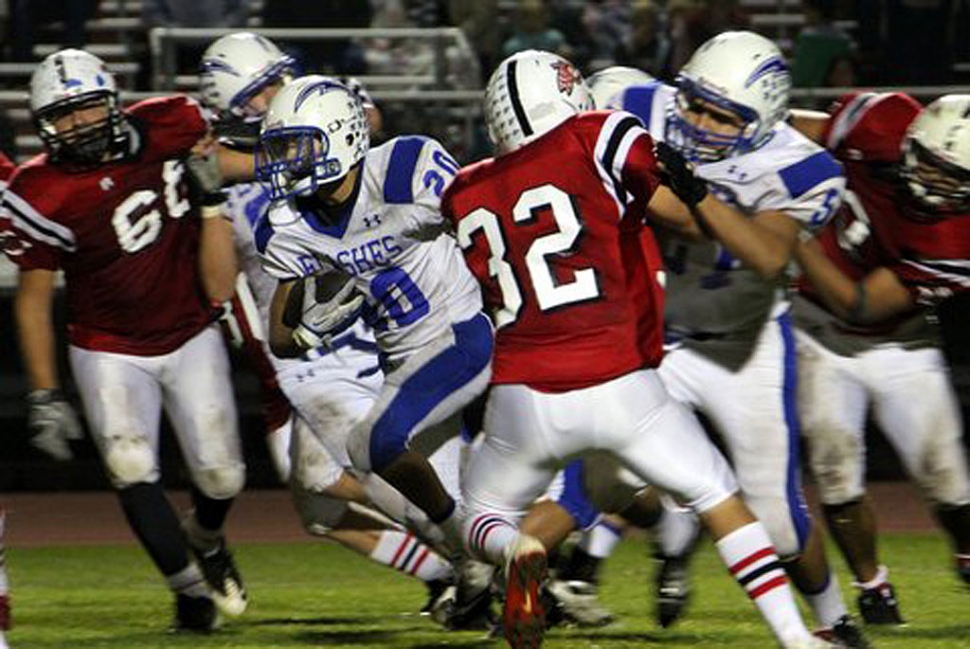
[7,534,968,648]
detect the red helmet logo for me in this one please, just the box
[551,61,581,96]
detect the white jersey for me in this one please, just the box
[225,180,379,380]
[617,82,846,344]
[257,135,483,365]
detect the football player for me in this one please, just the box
[197,32,460,608]
[0,49,245,632]
[0,150,15,649]
[789,92,970,623]
[444,48,830,649]
[255,76,492,590]
[589,31,871,646]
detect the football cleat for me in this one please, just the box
[192,539,248,617]
[655,554,691,628]
[857,582,905,625]
[172,593,219,633]
[814,614,871,648]
[421,577,453,616]
[545,579,614,627]
[503,536,547,648]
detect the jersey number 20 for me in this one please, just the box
[456,184,600,328]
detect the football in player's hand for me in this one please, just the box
[312,268,356,303]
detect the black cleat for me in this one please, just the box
[421,578,453,616]
[192,539,248,617]
[858,582,905,625]
[815,614,870,648]
[173,594,218,633]
[545,579,614,627]
[655,554,690,628]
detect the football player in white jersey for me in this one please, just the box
[199,32,462,607]
[598,31,868,646]
[255,75,491,571]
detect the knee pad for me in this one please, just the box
[346,420,375,473]
[104,435,157,487]
[805,427,866,506]
[193,464,245,500]
[291,485,351,536]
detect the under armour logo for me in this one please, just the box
[99,176,114,191]
[363,214,382,228]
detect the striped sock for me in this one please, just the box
[369,531,452,582]
[467,513,519,566]
[716,522,811,646]
[167,564,209,599]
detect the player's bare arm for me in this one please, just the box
[14,269,59,391]
[217,145,256,183]
[268,279,301,358]
[788,109,830,145]
[795,238,915,324]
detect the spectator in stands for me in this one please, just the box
[667,0,749,73]
[9,0,97,61]
[615,0,671,79]
[791,0,857,88]
[581,0,629,70]
[142,0,248,28]
[500,0,572,60]
[447,0,500,78]
[262,0,372,75]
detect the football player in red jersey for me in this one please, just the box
[0,150,14,649]
[790,93,970,624]
[0,49,246,632]
[444,49,828,649]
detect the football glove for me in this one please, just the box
[655,141,709,209]
[185,152,227,215]
[27,389,83,461]
[291,274,365,351]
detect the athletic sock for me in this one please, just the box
[369,530,453,582]
[801,569,849,628]
[467,513,519,566]
[715,522,812,645]
[167,563,209,599]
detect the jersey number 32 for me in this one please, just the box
[456,184,600,328]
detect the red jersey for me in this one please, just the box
[802,93,970,334]
[442,111,666,392]
[0,152,14,182]
[1,95,214,355]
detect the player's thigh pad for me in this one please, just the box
[69,345,163,487]
[868,345,970,506]
[796,332,869,505]
[164,327,244,500]
[663,315,810,555]
[347,314,492,472]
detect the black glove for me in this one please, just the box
[655,141,709,209]
[185,152,227,214]
[27,389,83,461]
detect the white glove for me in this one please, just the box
[291,274,365,350]
[27,389,83,461]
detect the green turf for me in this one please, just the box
[6,534,968,647]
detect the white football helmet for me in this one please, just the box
[29,48,128,165]
[901,94,970,217]
[256,76,370,200]
[587,66,655,109]
[199,32,296,118]
[666,31,791,162]
[484,49,594,155]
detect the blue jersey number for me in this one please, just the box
[370,266,430,327]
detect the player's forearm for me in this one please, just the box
[198,216,238,303]
[794,239,860,319]
[795,241,914,324]
[268,281,302,359]
[217,145,256,183]
[693,196,796,279]
[14,274,59,391]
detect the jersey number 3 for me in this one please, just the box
[456,184,600,328]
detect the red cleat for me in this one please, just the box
[503,536,547,649]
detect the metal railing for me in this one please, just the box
[148,27,481,92]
